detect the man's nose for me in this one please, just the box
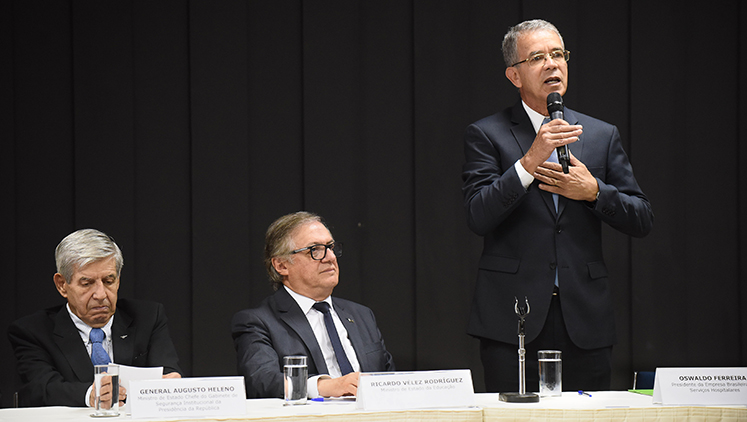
[91,281,107,298]
[321,248,337,262]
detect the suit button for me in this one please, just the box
[556,226,562,233]
[550,263,557,270]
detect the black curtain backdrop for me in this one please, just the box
[1,0,745,407]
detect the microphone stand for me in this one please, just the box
[499,297,540,403]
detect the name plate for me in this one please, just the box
[356,369,474,411]
[128,376,246,419]
[653,367,747,405]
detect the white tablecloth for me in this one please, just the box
[477,391,747,421]
[1,392,744,422]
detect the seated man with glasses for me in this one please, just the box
[231,211,395,399]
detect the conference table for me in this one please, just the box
[1,392,745,422]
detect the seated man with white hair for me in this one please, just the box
[8,228,182,407]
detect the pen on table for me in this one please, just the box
[310,397,325,402]
[578,390,592,397]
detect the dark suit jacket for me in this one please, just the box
[7,298,182,407]
[462,100,654,349]
[231,288,395,398]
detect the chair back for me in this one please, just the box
[633,371,655,389]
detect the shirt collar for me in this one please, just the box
[283,285,332,315]
[522,100,549,134]
[66,303,114,342]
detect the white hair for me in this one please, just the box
[55,228,124,282]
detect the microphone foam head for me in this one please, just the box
[547,92,563,114]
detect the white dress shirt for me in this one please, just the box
[514,100,552,189]
[66,304,115,407]
[284,286,361,397]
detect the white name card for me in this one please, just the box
[356,369,474,411]
[128,376,246,419]
[653,367,747,405]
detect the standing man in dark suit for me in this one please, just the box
[462,19,653,393]
[8,229,182,407]
[232,211,395,399]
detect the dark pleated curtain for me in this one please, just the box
[1,0,745,407]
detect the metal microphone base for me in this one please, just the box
[503,297,539,403]
[499,392,540,403]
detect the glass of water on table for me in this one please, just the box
[538,350,562,397]
[93,364,120,416]
[284,356,308,405]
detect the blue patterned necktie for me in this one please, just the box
[312,302,354,375]
[90,328,112,365]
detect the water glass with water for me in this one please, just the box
[283,355,308,405]
[93,364,120,416]
[538,350,562,397]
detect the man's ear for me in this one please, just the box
[53,273,69,299]
[505,66,522,88]
[272,257,290,276]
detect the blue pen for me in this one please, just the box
[578,390,592,397]
[310,397,325,402]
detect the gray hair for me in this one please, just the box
[55,229,124,282]
[502,19,564,67]
[264,211,327,291]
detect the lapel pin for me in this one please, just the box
[347,318,354,323]
[120,335,128,339]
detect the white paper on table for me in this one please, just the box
[118,365,163,393]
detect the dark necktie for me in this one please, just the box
[90,328,112,365]
[541,117,559,212]
[312,302,354,375]
[542,117,560,288]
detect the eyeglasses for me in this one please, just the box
[511,49,570,67]
[290,242,343,261]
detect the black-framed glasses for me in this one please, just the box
[511,49,570,67]
[290,242,343,261]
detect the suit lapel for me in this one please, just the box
[510,101,558,216]
[556,108,583,219]
[53,307,94,382]
[274,289,329,374]
[563,108,583,158]
[510,101,536,156]
[112,306,134,365]
[331,299,366,371]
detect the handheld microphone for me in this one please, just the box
[546,92,570,173]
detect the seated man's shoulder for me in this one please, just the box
[116,298,164,312]
[114,298,170,325]
[10,304,66,330]
[231,295,277,325]
[331,297,376,316]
